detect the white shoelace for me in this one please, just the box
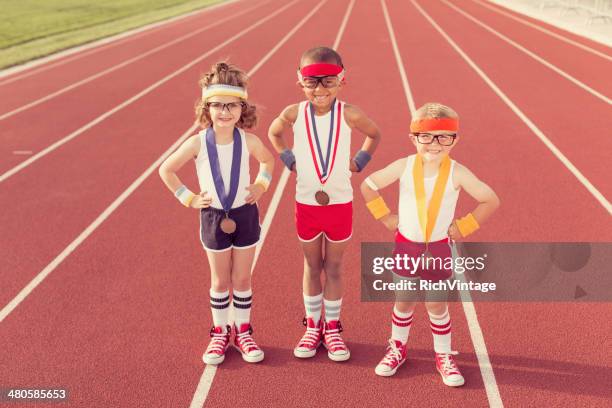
[382,340,403,365]
[439,351,460,373]
[236,331,259,352]
[207,333,229,353]
[299,327,321,347]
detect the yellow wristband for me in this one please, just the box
[366,196,391,220]
[455,213,480,237]
[255,177,270,191]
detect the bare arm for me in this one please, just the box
[158,134,212,208]
[158,135,200,193]
[448,164,500,239]
[345,104,381,172]
[360,158,407,230]
[244,132,275,204]
[268,104,298,154]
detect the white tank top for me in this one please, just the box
[292,100,352,205]
[194,128,250,210]
[398,154,460,242]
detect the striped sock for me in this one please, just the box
[391,307,413,344]
[233,289,252,328]
[210,289,230,330]
[324,298,342,323]
[429,309,452,353]
[304,293,323,325]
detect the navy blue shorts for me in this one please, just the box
[200,204,261,252]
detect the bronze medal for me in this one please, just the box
[315,190,330,206]
[220,216,237,234]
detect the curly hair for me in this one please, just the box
[195,61,258,129]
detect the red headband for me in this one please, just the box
[300,63,343,77]
[410,118,459,132]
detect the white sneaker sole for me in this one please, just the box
[437,369,465,387]
[234,345,264,363]
[375,358,406,377]
[293,342,321,358]
[203,353,226,365]
[322,343,351,362]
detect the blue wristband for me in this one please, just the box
[280,149,296,170]
[353,150,371,171]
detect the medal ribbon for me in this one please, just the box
[412,154,451,244]
[304,100,342,184]
[206,127,242,213]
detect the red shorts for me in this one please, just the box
[393,231,452,281]
[295,201,353,242]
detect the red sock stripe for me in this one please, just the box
[429,320,451,330]
[392,312,413,327]
[393,318,413,327]
[431,327,452,335]
[392,312,413,322]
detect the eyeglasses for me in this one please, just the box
[301,76,341,89]
[205,101,245,112]
[412,133,456,146]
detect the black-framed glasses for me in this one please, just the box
[301,76,341,89]
[412,133,456,146]
[205,101,245,112]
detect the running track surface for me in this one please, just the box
[1,0,611,407]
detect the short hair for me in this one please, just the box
[412,102,458,121]
[299,46,343,67]
[195,61,258,129]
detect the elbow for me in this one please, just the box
[490,193,501,210]
[360,180,372,197]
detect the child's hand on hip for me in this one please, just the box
[381,214,399,231]
[245,184,265,204]
[448,221,461,241]
[349,160,359,173]
[190,191,212,208]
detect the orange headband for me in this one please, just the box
[410,118,459,133]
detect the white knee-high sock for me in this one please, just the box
[210,289,230,330]
[233,289,252,329]
[391,307,413,344]
[304,293,323,325]
[429,309,452,353]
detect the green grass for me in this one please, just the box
[0,0,225,69]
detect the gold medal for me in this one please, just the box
[220,215,237,234]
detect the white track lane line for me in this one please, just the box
[0,0,299,185]
[0,0,243,84]
[0,1,269,121]
[0,0,302,322]
[382,1,504,406]
[442,0,611,105]
[189,1,355,407]
[451,244,504,408]
[472,0,612,62]
[411,0,612,216]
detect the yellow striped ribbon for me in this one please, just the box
[412,154,451,243]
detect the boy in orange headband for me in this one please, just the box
[360,103,499,385]
[269,46,380,361]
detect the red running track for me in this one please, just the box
[0,0,610,407]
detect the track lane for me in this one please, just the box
[446,0,612,98]
[204,0,491,406]
[414,0,612,206]
[389,1,612,407]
